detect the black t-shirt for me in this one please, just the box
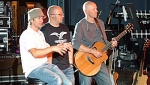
[40,23,71,70]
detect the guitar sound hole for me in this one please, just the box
[87,56,94,64]
[93,47,97,50]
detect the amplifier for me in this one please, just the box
[115,68,135,85]
[0,29,8,52]
[0,1,4,7]
[0,54,25,82]
[0,54,23,76]
[0,17,10,28]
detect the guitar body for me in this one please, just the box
[113,72,119,85]
[75,41,108,76]
[132,72,148,85]
[110,72,119,85]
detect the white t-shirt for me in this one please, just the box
[19,27,48,78]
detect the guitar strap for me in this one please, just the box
[94,18,107,43]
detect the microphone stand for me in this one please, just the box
[115,0,122,35]
[114,0,124,51]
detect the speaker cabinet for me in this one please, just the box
[0,54,25,83]
[115,68,135,85]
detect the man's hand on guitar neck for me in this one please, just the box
[111,38,118,48]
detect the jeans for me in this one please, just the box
[27,62,72,85]
[62,65,75,85]
[79,62,112,85]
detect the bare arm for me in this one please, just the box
[66,42,74,64]
[29,44,68,58]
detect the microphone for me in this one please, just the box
[122,6,127,21]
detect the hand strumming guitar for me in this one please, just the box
[89,48,102,58]
[89,38,117,58]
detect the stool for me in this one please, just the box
[25,78,47,85]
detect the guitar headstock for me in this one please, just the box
[125,23,134,33]
[143,38,150,50]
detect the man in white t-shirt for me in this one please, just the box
[19,8,72,85]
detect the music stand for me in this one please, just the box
[125,3,141,31]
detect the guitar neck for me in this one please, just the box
[101,28,129,52]
[115,23,134,41]
[115,29,128,41]
[139,59,144,77]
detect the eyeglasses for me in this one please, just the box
[50,14,64,16]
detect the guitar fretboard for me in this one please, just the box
[101,23,133,52]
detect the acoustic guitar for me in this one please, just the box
[132,71,148,85]
[132,39,150,85]
[74,23,134,76]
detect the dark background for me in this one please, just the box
[3,0,149,55]
[6,0,150,26]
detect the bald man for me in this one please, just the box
[72,1,117,85]
[40,5,75,85]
